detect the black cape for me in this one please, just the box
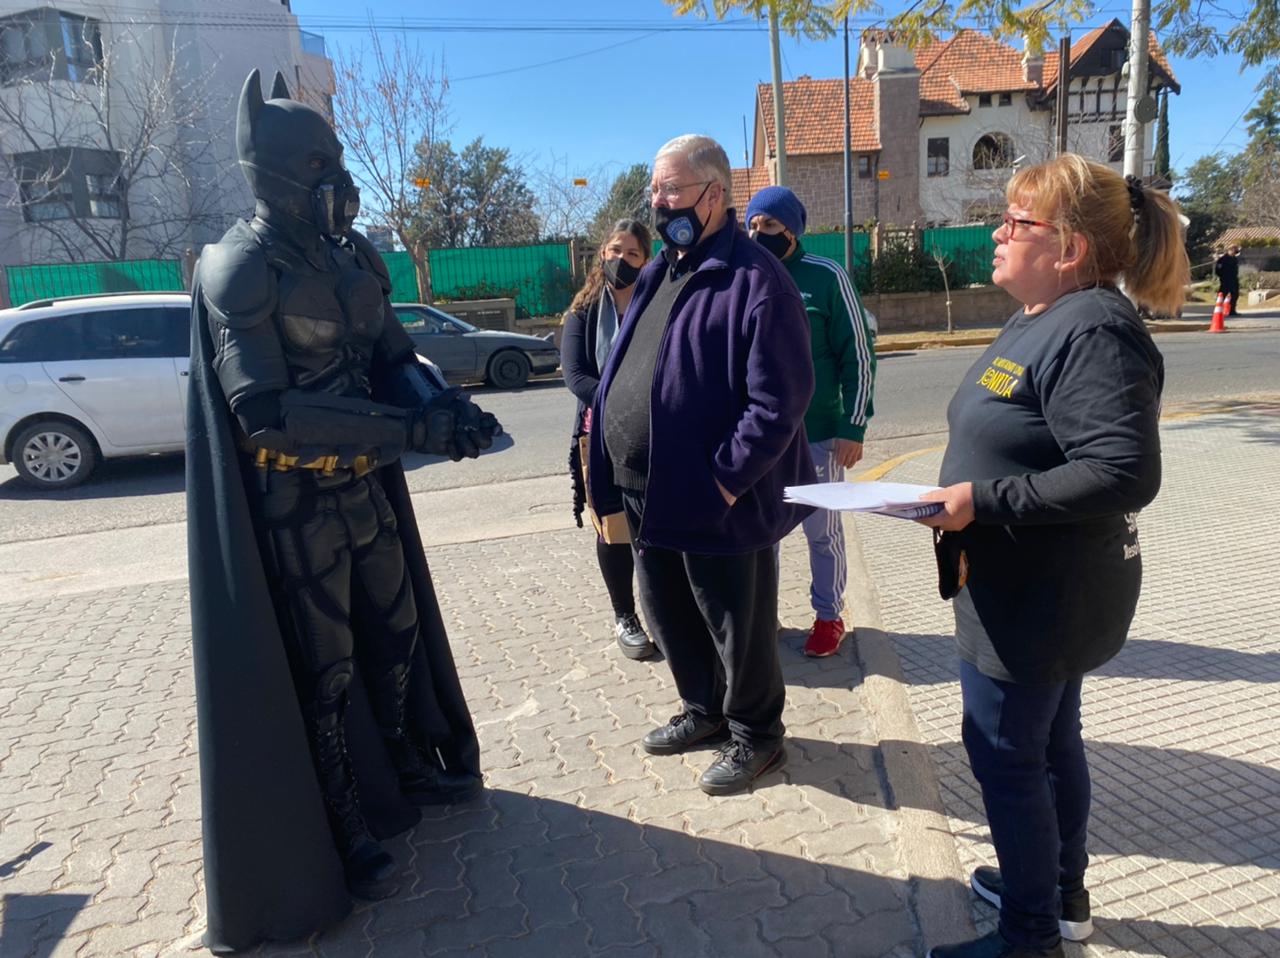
[185,279,481,953]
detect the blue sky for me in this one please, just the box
[292,0,1264,192]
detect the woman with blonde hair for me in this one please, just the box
[920,155,1189,958]
[562,218,655,659]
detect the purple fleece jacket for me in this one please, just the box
[588,214,816,554]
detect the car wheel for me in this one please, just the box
[487,350,531,389]
[12,420,99,490]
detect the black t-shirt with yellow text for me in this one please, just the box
[939,285,1164,683]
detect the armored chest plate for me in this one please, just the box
[275,246,386,395]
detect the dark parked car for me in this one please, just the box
[393,303,559,389]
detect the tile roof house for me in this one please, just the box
[737,20,1179,229]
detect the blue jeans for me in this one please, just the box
[959,659,1091,949]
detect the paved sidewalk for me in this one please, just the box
[855,400,1280,957]
[2,401,1277,956]
[0,524,942,955]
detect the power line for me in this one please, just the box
[451,32,661,83]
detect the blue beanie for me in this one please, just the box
[745,186,806,238]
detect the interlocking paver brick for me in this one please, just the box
[13,406,1273,956]
[853,405,1280,958]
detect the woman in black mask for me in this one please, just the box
[562,218,655,660]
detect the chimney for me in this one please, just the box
[1022,35,1045,86]
[864,29,922,226]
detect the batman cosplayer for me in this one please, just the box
[186,70,498,952]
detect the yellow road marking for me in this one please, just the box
[854,444,947,483]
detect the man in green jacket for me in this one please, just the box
[747,186,876,657]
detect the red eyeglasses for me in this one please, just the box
[998,213,1057,240]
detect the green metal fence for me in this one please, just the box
[6,259,186,306]
[922,224,996,287]
[429,243,575,318]
[798,231,870,272]
[2,226,998,313]
[381,251,422,304]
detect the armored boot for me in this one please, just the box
[307,662,398,900]
[372,663,482,806]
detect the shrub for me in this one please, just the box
[1244,271,1280,291]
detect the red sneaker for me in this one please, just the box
[804,617,847,657]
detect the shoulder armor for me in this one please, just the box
[345,230,393,296]
[198,224,277,329]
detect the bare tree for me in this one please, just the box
[0,23,229,262]
[331,30,449,302]
[532,152,612,241]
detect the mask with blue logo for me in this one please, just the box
[652,182,713,251]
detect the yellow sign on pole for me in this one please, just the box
[572,178,588,187]
[877,170,890,180]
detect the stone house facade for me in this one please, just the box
[737,21,1180,229]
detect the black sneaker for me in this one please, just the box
[971,866,1093,942]
[641,711,728,755]
[926,930,1064,958]
[614,613,656,660]
[698,741,787,795]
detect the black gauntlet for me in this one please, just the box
[383,362,502,461]
[407,390,501,461]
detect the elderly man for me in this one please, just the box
[587,135,816,795]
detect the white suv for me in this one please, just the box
[0,292,193,489]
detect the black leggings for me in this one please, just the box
[596,539,636,617]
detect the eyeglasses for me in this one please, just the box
[649,180,711,202]
[998,213,1057,240]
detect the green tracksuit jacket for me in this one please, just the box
[782,241,876,443]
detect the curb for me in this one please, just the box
[846,448,974,951]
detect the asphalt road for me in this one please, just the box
[3,329,1278,545]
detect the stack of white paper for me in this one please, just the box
[783,480,944,520]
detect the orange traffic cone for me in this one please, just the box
[1224,292,1233,317]
[1209,293,1226,333]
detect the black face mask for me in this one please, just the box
[652,181,712,250]
[751,229,793,261]
[602,256,641,290]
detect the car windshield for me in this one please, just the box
[429,308,479,333]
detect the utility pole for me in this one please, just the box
[1123,0,1152,178]
[842,15,853,274]
[769,3,787,186]
[1055,33,1070,155]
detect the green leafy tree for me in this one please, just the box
[1176,152,1243,268]
[1239,82,1280,227]
[408,137,540,249]
[668,0,1277,77]
[588,163,652,241]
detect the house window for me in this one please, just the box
[927,138,949,177]
[978,93,993,107]
[86,172,121,218]
[1107,124,1124,163]
[857,155,872,179]
[0,9,101,84]
[19,171,75,221]
[12,148,122,222]
[998,92,1013,106]
[973,133,1015,170]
